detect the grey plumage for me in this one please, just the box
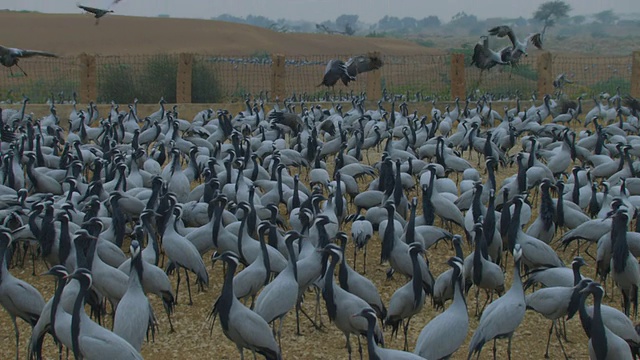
[525,278,593,358]
[68,268,143,360]
[354,308,425,360]
[467,244,526,360]
[113,240,152,352]
[385,243,427,351]
[322,243,384,359]
[581,281,633,360]
[209,252,282,360]
[0,44,58,76]
[0,228,46,360]
[254,231,300,348]
[318,59,353,87]
[415,256,469,360]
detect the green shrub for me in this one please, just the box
[510,64,538,81]
[251,50,271,62]
[414,39,435,47]
[192,61,223,103]
[97,64,137,104]
[365,31,387,38]
[139,55,177,103]
[589,77,630,97]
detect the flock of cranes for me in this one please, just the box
[0,85,639,360]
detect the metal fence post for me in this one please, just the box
[177,53,194,103]
[366,51,382,101]
[450,53,465,100]
[632,51,640,99]
[537,51,553,97]
[271,54,286,100]
[78,53,97,103]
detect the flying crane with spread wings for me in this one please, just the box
[77,0,123,25]
[0,45,59,77]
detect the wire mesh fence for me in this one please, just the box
[0,56,80,104]
[0,52,635,104]
[465,55,538,100]
[552,54,632,98]
[95,54,181,104]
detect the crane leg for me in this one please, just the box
[353,246,357,273]
[544,320,554,358]
[345,333,352,360]
[14,63,28,77]
[174,265,181,304]
[554,319,570,360]
[633,285,639,321]
[9,315,19,360]
[184,268,193,305]
[474,286,481,317]
[363,245,367,274]
[507,335,514,360]
[492,338,497,360]
[402,317,412,351]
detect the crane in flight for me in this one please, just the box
[0,45,58,77]
[77,0,123,25]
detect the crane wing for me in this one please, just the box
[17,49,59,58]
[529,33,543,49]
[488,25,516,48]
[77,4,103,13]
[0,45,11,56]
[345,54,383,77]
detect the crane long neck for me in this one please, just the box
[590,290,607,359]
[218,260,237,331]
[49,275,67,339]
[364,315,382,360]
[71,279,88,360]
[381,208,395,262]
[323,257,338,321]
[411,251,423,308]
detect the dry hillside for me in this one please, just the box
[0,11,444,56]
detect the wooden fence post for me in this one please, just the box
[271,54,286,101]
[450,53,465,100]
[176,53,194,103]
[537,51,553,97]
[366,51,382,101]
[632,51,640,99]
[78,53,97,103]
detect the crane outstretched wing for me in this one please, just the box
[77,4,103,13]
[529,33,543,49]
[488,25,516,48]
[16,49,58,58]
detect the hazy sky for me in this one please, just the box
[2,0,638,23]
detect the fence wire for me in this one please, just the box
[465,56,538,101]
[552,54,632,98]
[0,52,635,104]
[381,54,450,100]
[0,57,80,104]
[95,54,180,104]
[194,54,272,102]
